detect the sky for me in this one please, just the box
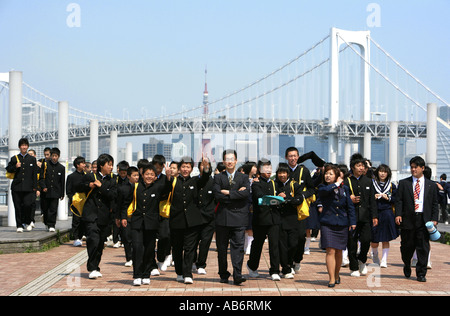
[0,0,449,127]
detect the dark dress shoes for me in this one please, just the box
[403,266,411,278]
[233,277,246,285]
[417,276,427,282]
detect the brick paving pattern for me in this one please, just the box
[2,236,449,296]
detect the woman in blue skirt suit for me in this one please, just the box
[317,165,356,287]
[370,164,399,268]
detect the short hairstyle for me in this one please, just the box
[18,138,29,147]
[180,156,194,168]
[215,162,226,173]
[350,153,365,169]
[276,162,290,175]
[441,174,447,181]
[424,166,432,180]
[257,158,271,173]
[73,156,86,168]
[242,161,257,175]
[44,147,51,153]
[170,161,179,169]
[50,147,61,156]
[410,156,425,167]
[152,154,166,166]
[322,165,340,184]
[117,160,130,171]
[374,164,392,182]
[127,166,139,176]
[28,149,36,156]
[142,163,156,175]
[285,147,299,157]
[97,154,114,168]
[137,158,150,169]
[222,149,237,161]
[198,160,211,170]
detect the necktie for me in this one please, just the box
[228,175,233,186]
[414,179,420,211]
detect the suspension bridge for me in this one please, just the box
[1,27,449,175]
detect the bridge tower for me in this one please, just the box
[329,27,371,163]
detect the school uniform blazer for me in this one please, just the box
[395,176,439,230]
[6,154,38,192]
[39,161,65,199]
[275,179,303,230]
[317,183,356,227]
[125,180,166,231]
[198,176,216,222]
[213,171,250,227]
[251,178,281,226]
[169,171,211,230]
[80,172,117,226]
[344,174,378,223]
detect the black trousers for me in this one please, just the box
[347,221,372,271]
[279,225,300,274]
[71,212,85,240]
[247,224,280,275]
[171,226,201,278]
[84,222,110,272]
[156,218,171,263]
[400,213,430,278]
[216,225,245,281]
[293,219,307,263]
[194,219,215,269]
[41,197,59,228]
[131,225,157,279]
[121,223,133,262]
[11,190,35,228]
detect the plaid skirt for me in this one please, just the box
[320,224,348,250]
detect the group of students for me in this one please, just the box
[5,137,445,287]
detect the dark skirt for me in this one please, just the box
[305,202,321,230]
[320,224,348,250]
[371,208,399,243]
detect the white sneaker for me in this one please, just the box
[294,262,301,272]
[184,277,194,284]
[162,255,172,270]
[427,261,432,269]
[30,221,35,228]
[89,270,102,279]
[380,260,388,268]
[16,227,23,233]
[197,268,207,275]
[284,273,294,279]
[49,227,56,232]
[26,224,33,231]
[247,264,260,278]
[271,274,281,281]
[350,270,361,277]
[358,260,367,275]
[176,275,184,282]
[142,278,150,285]
[304,249,310,255]
[73,239,82,247]
[113,241,121,248]
[133,278,142,286]
[125,260,133,267]
[150,269,160,276]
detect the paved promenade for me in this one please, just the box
[1,231,449,297]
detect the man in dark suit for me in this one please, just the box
[213,149,250,285]
[395,156,439,282]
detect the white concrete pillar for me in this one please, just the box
[426,103,437,180]
[90,119,98,163]
[364,132,371,160]
[58,101,69,221]
[137,150,143,161]
[126,142,132,164]
[328,135,338,164]
[110,130,118,171]
[7,71,22,227]
[344,142,352,166]
[389,122,399,182]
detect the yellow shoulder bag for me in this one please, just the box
[6,155,19,180]
[127,183,139,218]
[70,174,96,218]
[291,168,316,221]
[159,177,177,218]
